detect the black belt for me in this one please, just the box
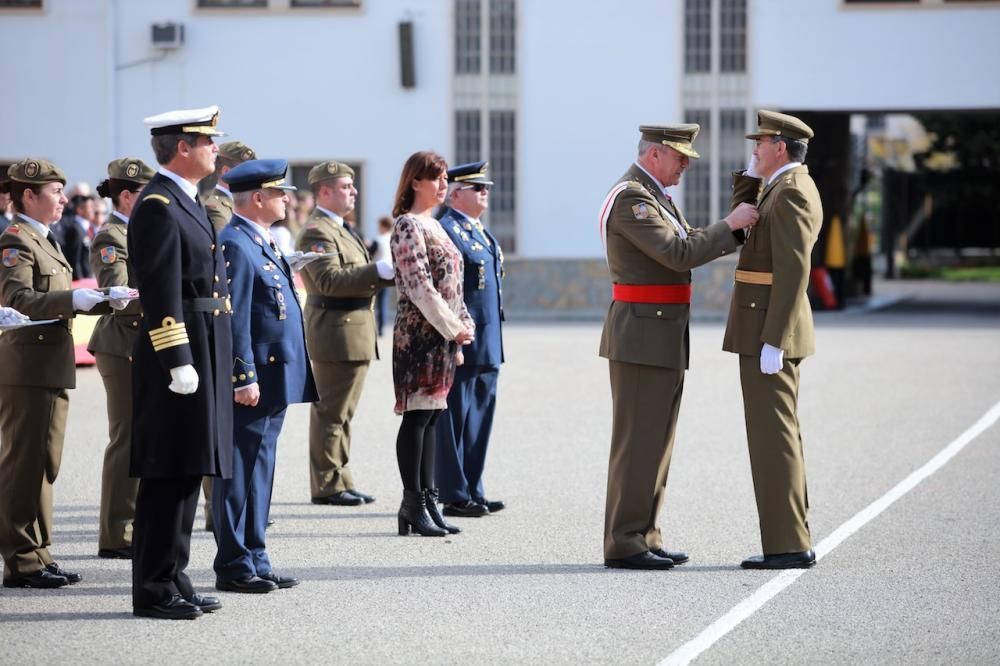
[182,297,231,314]
[305,295,371,311]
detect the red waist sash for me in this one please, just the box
[612,283,692,304]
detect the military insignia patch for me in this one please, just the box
[311,243,325,254]
[2,249,19,267]
[632,203,650,219]
[24,161,39,179]
[5,225,19,235]
[100,246,117,264]
[242,149,253,161]
[126,162,140,179]
[463,223,473,231]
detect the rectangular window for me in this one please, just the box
[291,0,361,6]
[197,0,267,7]
[684,0,711,73]
[455,110,482,166]
[455,0,482,75]
[488,110,516,253]
[720,0,746,73]
[683,109,711,227]
[489,0,516,74]
[0,0,43,6]
[719,108,748,216]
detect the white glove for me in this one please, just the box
[746,154,761,179]
[375,259,394,280]
[108,286,138,311]
[285,251,322,272]
[760,343,784,375]
[168,364,199,394]
[0,307,30,326]
[72,288,106,312]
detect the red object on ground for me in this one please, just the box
[810,267,838,310]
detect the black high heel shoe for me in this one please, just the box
[423,488,461,534]
[397,489,447,537]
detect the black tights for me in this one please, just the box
[396,409,442,492]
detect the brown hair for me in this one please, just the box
[10,182,42,214]
[391,151,447,218]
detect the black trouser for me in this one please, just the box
[132,476,201,608]
[395,410,442,492]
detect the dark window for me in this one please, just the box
[0,0,43,6]
[489,0,516,74]
[720,0,746,73]
[489,110,516,253]
[456,0,482,75]
[197,0,267,7]
[291,0,362,7]
[685,0,711,73]
[683,109,711,226]
[455,110,482,166]
[719,109,747,217]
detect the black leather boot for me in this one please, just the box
[423,489,461,534]
[398,489,447,537]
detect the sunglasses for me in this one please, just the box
[459,183,491,193]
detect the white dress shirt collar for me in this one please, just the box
[315,205,344,226]
[767,161,803,186]
[634,162,671,198]
[17,214,51,237]
[215,184,232,198]
[112,210,129,224]
[157,166,200,202]
[233,213,273,245]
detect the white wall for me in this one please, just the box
[0,0,451,237]
[519,0,684,258]
[751,1,1000,111]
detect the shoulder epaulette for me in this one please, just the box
[144,194,171,205]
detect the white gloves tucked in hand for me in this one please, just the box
[760,343,784,375]
[72,288,105,312]
[746,154,761,179]
[375,259,394,280]
[0,307,30,326]
[285,251,322,272]
[168,364,199,394]
[108,286,137,311]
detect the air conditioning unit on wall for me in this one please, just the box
[151,23,184,50]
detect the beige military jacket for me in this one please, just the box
[598,164,741,370]
[723,165,823,358]
[0,216,79,388]
[204,187,234,232]
[87,214,142,357]
[296,208,392,362]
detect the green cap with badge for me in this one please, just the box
[218,141,257,164]
[746,109,814,143]
[639,124,701,159]
[7,158,66,185]
[107,157,155,185]
[308,161,355,185]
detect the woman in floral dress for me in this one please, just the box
[390,151,475,537]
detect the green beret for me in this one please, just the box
[746,110,814,143]
[218,141,257,164]
[639,123,701,159]
[8,158,67,186]
[308,161,355,185]
[107,157,155,184]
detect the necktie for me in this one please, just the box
[46,233,62,253]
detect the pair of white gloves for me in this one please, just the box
[71,286,136,312]
[284,252,393,281]
[744,153,784,376]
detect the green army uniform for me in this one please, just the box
[0,159,107,582]
[296,161,392,500]
[599,126,752,561]
[87,157,154,556]
[723,110,823,556]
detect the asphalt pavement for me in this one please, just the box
[2,280,999,665]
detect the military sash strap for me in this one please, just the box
[734,269,774,286]
[612,283,692,304]
[305,295,372,311]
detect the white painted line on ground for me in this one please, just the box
[658,398,1000,666]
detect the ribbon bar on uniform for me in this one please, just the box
[612,283,692,304]
[734,269,773,286]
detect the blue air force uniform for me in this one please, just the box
[435,162,505,507]
[212,160,317,584]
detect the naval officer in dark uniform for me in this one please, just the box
[434,161,506,518]
[213,159,317,594]
[129,105,232,619]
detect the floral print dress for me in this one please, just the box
[390,213,474,414]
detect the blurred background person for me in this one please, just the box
[368,215,393,337]
[389,151,474,537]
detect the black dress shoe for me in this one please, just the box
[650,548,689,565]
[185,592,222,612]
[474,498,506,513]
[258,571,300,589]
[604,550,675,570]
[215,575,278,593]
[3,569,69,589]
[442,500,489,517]
[45,563,82,584]
[98,546,133,560]
[134,594,202,620]
[347,489,375,504]
[741,549,816,570]
[311,491,364,506]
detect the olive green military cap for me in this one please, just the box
[8,158,67,185]
[308,161,355,185]
[639,124,701,159]
[218,141,257,164]
[107,157,155,184]
[746,110,814,143]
